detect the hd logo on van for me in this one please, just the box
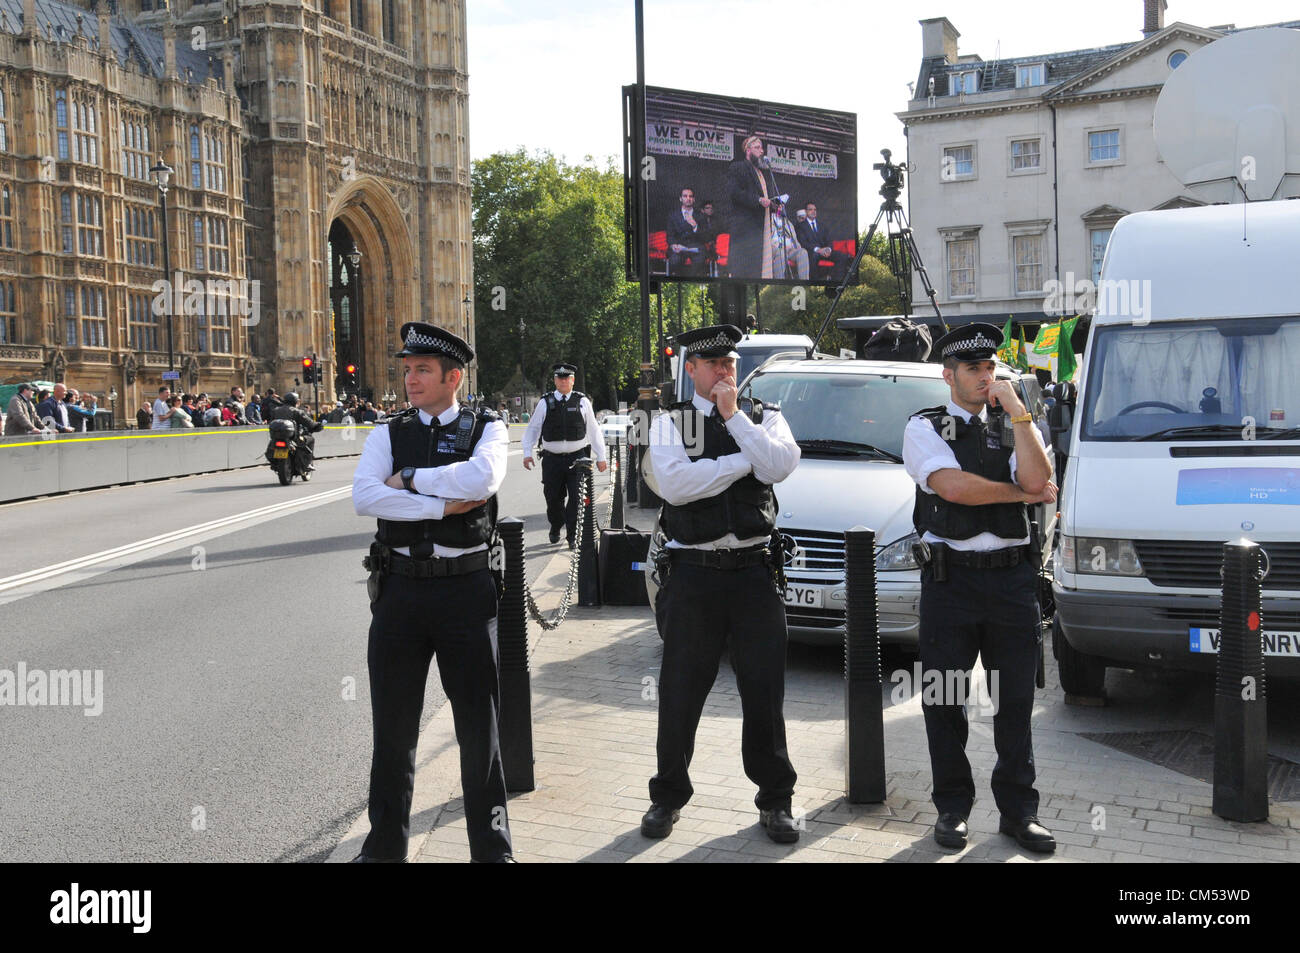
[1176,467,1300,505]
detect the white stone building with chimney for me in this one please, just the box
[896,1,1299,330]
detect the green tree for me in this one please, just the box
[472,150,641,409]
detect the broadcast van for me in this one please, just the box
[1050,200,1300,695]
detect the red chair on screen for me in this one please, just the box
[648,231,668,274]
[709,233,730,277]
[815,238,857,271]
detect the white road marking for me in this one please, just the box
[0,486,352,605]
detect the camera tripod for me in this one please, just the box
[811,149,949,351]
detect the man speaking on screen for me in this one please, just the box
[726,136,781,280]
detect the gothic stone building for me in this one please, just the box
[0,0,473,418]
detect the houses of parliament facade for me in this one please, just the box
[0,0,474,413]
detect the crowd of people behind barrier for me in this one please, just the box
[4,382,412,436]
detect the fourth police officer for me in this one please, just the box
[901,323,1058,854]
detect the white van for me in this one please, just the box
[1051,200,1300,695]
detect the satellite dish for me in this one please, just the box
[1153,27,1300,202]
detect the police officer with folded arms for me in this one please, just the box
[901,323,1058,854]
[351,322,514,863]
[521,363,607,549]
[641,324,802,843]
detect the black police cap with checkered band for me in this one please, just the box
[932,322,1004,363]
[552,363,577,377]
[676,323,742,360]
[395,322,474,365]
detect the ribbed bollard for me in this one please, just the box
[610,436,625,530]
[844,525,886,803]
[626,442,639,504]
[576,458,601,606]
[496,517,534,792]
[1213,538,1268,822]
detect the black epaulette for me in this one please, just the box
[385,407,420,427]
[477,407,501,423]
[914,404,948,421]
[570,391,587,403]
[666,399,694,411]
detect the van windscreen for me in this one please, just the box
[1081,316,1300,440]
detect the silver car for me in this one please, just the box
[645,358,1050,646]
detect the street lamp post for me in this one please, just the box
[463,292,472,397]
[346,246,361,399]
[149,158,176,386]
[518,317,526,420]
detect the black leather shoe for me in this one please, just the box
[349,853,408,863]
[759,807,800,844]
[640,803,679,839]
[567,538,577,551]
[549,528,561,544]
[999,816,1057,853]
[933,813,968,849]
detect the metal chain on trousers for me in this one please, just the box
[522,469,589,630]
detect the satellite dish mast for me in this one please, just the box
[1153,27,1300,203]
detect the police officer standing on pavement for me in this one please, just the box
[351,322,514,863]
[521,363,607,549]
[641,324,802,844]
[901,322,1058,854]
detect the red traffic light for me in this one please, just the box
[663,346,674,357]
[302,357,313,369]
[346,364,357,374]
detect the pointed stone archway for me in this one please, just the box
[325,177,416,403]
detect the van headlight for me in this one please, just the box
[1061,536,1144,576]
[875,532,920,571]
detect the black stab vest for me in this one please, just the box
[661,403,777,546]
[375,407,499,554]
[911,405,1030,542]
[541,392,586,442]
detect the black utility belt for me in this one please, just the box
[914,541,1031,570]
[669,544,770,571]
[540,445,590,458]
[367,548,489,578]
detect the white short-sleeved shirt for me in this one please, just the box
[902,400,1046,552]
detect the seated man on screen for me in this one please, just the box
[666,187,706,277]
[795,202,852,285]
[769,199,809,281]
[697,200,724,270]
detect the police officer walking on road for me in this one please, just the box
[641,324,802,844]
[521,363,607,549]
[351,322,514,863]
[901,322,1058,854]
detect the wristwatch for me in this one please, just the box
[400,466,417,492]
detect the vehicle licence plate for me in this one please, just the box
[1189,627,1300,657]
[273,448,289,459]
[784,585,823,609]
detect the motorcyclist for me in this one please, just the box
[271,391,324,469]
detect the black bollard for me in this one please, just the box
[626,442,639,504]
[495,517,535,792]
[844,525,886,803]
[610,436,625,530]
[575,458,601,606]
[1213,538,1268,822]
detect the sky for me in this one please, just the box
[466,0,1298,219]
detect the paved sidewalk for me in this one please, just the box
[330,502,1300,864]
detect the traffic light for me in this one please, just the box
[301,356,315,384]
[662,341,675,360]
[344,364,358,391]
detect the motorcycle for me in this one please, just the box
[265,418,313,484]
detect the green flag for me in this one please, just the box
[1016,325,1032,372]
[997,319,1018,366]
[1058,315,1079,382]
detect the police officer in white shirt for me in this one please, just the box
[640,323,802,844]
[521,363,607,549]
[351,322,513,863]
[901,322,1058,854]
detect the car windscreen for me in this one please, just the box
[746,371,951,458]
[1081,316,1300,440]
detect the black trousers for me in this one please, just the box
[649,560,797,811]
[363,567,512,862]
[540,448,586,539]
[917,557,1041,821]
